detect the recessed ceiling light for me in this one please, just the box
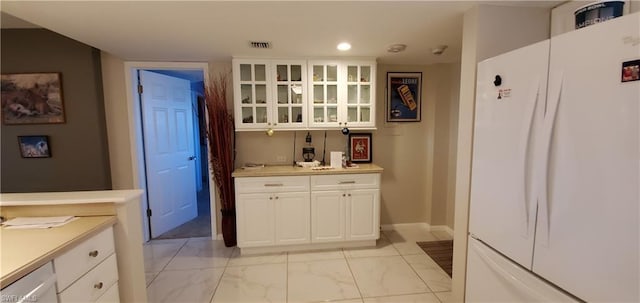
[387,44,407,53]
[337,42,351,51]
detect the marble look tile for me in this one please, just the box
[145,272,157,287]
[288,259,360,302]
[363,293,440,303]
[348,256,429,298]
[143,241,185,273]
[146,268,224,303]
[343,237,399,259]
[432,231,453,241]
[146,238,189,246]
[164,237,234,270]
[288,249,345,263]
[434,291,453,303]
[332,299,364,303]
[211,263,287,303]
[403,254,452,292]
[227,249,286,267]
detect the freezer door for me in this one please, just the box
[533,13,640,302]
[469,40,549,269]
[466,237,578,303]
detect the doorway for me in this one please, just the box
[124,62,216,242]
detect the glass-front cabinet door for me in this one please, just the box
[272,61,306,128]
[308,61,341,128]
[345,63,374,127]
[233,60,272,129]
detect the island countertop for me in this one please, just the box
[0,216,117,288]
[232,163,383,177]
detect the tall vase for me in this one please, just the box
[221,209,237,247]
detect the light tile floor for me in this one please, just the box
[144,225,453,303]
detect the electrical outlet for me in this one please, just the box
[276,155,287,163]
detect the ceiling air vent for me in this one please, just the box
[249,41,272,49]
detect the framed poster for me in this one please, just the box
[349,133,372,163]
[386,72,422,122]
[18,135,51,158]
[1,72,65,125]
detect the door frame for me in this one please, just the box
[123,61,216,242]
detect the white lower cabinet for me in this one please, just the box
[54,226,119,303]
[235,173,381,253]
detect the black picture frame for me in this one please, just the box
[349,133,372,163]
[18,135,51,158]
[386,72,422,122]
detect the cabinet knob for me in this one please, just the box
[275,196,279,199]
[89,250,99,258]
[94,282,104,289]
[274,123,277,126]
[342,193,346,197]
[348,194,351,197]
[339,122,343,125]
[269,197,273,200]
[268,122,272,126]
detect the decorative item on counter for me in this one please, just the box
[204,71,236,247]
[242,162,265,170]
[296,160,321,168]
[265,127,274,137]
[330,151,343,169]
[349,133,372,163]
[575,0,624,30]
[302,132,315,162]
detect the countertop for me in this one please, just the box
[0,189,143,206]
[0,216,117,288]
[232,163,384,177]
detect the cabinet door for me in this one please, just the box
[275,192,311,245]
[272,61,307,129]
[344,63,375,128]
[346,189,380,241]
[311,190,346,242]
[308,61,341,128]
[236,193,275,247]
[233,60,272,129]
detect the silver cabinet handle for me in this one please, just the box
[338,181,356,184]
[89,250,99,258]
[94,282,104,289]
[264,183,284,187]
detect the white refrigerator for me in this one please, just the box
[466,12,639,303]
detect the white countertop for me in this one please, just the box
[0,189,143,206]
[232,163,383,177]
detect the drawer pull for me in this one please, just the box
[338,181,356,184]
[94,282,104,289]
[342,193,346,197]
[264,183,284,187]
[89,250,99,258]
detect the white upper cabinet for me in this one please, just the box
[308,60,376,129]
[233,58,376,131]
[233,59,307,130]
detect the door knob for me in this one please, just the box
[188,156,196,161]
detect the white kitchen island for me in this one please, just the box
[0,190,147,303]
[233,164,383,255]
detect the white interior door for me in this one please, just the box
[533,14,639,302]
[469,40,549,269]
[140,70,198,238]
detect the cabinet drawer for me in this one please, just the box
[95,282,119,303]
[58,253,119,303]
[55,227,115,291]
[235,176,310,193]
[311,174,380,190]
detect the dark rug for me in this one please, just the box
[417,240,453,277]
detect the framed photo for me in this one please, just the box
[18,135,51,158]
[386,72,422,122]
[349,133,372,163]
[1,72,65,125]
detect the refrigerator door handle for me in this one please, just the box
[518,78,540,238]
[538,73,564,247]
[471,239,560,301]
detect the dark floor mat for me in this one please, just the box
[416,240,453,277]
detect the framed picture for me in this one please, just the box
[1,72,65,125]
[18,135,51,158]
[349,133,372,163]
[386,72,422,122]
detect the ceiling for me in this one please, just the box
[0,1,562,65]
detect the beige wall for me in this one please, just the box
[451,5,550,302]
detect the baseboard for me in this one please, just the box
[380,222,430,231]
[430,225,454,237]
[216,233,223,240]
